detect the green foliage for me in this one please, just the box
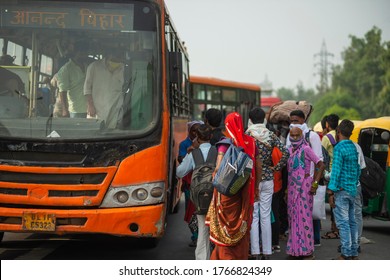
[331,26,389,119]
[276,82,320,105]
[309,90,362,126]
[323,104,360,121]
[276,87,295,101]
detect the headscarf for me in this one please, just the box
[246,118,272,144]
[187,120,203,134]
[225,112,256,205]
[289,122,309,133]
[288,127,306,151]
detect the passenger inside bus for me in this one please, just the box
[84,48,125,129]
[56,40,90,118]
[0,66,25,97]
[0,54,26,96]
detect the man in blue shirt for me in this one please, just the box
[327,119,361,260]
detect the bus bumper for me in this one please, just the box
[0,204,166,238]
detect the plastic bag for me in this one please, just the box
[313,185,326,220]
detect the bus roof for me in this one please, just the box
[190,76,261,92]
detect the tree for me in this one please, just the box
[296,81,317,105]
[331,27,389,119]
[375,41,390,115]
[309,90,362,126]
[276,87,295,101]
[323,104,360,121]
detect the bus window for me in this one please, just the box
[0,1,161,140]
[6,41,23,65]
[222,88,237,102]
[190,76,261,125]
[206,86,221,102]
[192,84,205,100]
[40,55,53,76]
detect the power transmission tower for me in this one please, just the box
[314,40,334,94]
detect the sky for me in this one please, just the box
[164,0,390,91]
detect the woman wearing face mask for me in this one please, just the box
[286,126,325,260]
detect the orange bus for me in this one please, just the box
[0,0,190,244]
[189,76,261,126]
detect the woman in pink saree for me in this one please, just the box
[286,127,325,259]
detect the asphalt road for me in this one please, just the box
[1,198,389,260]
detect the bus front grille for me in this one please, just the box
[0,166,117,207]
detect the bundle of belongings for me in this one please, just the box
[267,100,313,124]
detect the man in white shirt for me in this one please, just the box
[353,142,366,251]
[84,50,125,129]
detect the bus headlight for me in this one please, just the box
[116,191,129,203]
[100,182,165,208]
[133,188,148,201]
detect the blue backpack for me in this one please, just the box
[212,139,253,197]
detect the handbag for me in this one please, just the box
[312,184,326,220]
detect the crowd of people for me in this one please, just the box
[176,107,364,260]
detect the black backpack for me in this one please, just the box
[360,156,386,199]
[190,146,217,214]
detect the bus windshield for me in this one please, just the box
[0,0,160,140]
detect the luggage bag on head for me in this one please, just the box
[267,100,313,124]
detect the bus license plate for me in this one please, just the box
[22,212,56,231]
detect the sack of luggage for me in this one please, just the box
[213,139,253,197]
[267,100,313,124]
[190,146,217,214]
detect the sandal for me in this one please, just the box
[321,231,340,239]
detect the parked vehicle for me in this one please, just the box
[351,117,390,219]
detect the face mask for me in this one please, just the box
[289,137,304,148]
[107,60,122,72]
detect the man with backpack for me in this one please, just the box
[176,124,217,260]
[204,108,224,146]
[321,114,340,240]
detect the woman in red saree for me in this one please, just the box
[206,112,262,260]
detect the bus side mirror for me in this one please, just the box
[169,51,182,86]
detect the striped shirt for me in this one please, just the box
[328,139,361,196]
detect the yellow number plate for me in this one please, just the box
[22,212,56,231]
